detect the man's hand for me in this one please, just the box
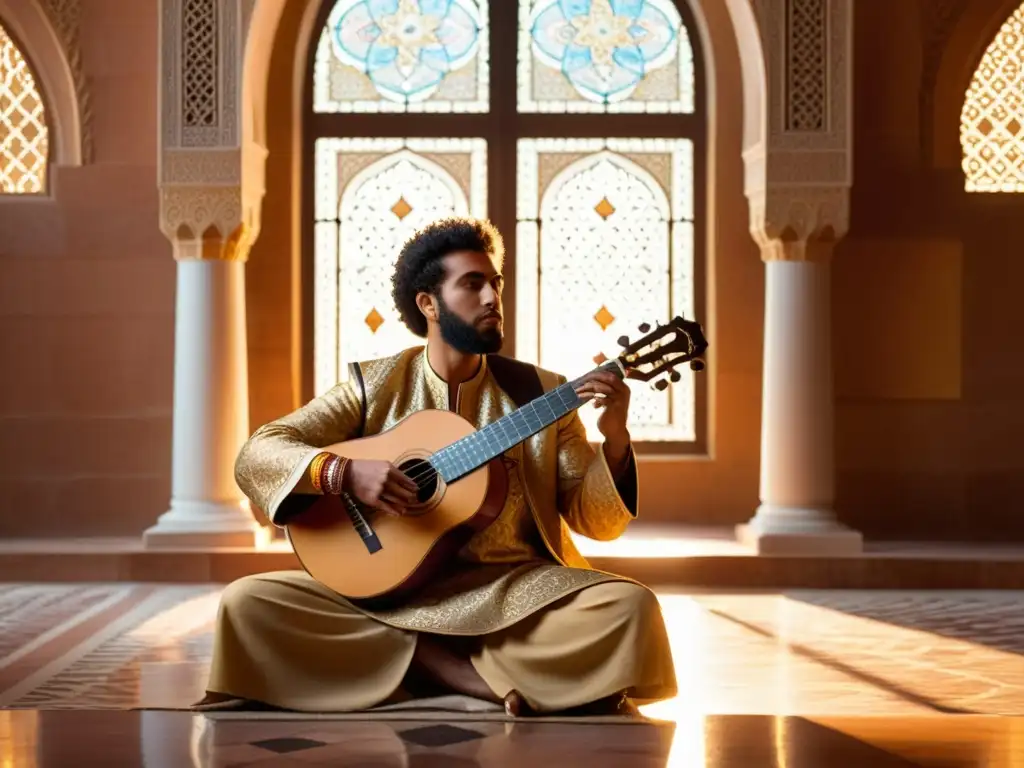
[574,371,632,464]
[344,459,419,517]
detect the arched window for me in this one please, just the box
[308,0,706,452]
[961,1,1024,193]
[0,19,48,194]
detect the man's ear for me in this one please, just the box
[415,292,437,322]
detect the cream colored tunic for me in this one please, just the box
[233,346,642,636]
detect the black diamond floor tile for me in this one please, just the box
[408,755,481,767]
[250,736,328,754]
[399,723,486,748]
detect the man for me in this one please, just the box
[196,217,677,716]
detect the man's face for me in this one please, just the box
[434,249,504,354]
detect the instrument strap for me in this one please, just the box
[486,354,545,409]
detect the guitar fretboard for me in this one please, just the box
[431,382,583,482]
[429,356,627,482]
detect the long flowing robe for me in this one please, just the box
[233,346,644,636]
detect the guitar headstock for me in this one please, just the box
[611,316,708,390]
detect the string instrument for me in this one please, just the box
[287,316,708,604]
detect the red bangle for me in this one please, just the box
[319,456,348,495]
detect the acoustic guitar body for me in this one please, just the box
[286,409,508,605]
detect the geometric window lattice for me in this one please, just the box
[314,0,490,113]
[516,138,695,441]
[313,137,487,394]
[786,0,826,131]
[961,1,1024,193]
[517,0,694,114]
[0,21,48,194]
[182,0,218,128]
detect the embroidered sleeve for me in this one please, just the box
[233,378,364,525]
[553,396,639,542]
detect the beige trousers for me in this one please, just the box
[205,570,677,713]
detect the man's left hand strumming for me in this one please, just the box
[575,371,633,478]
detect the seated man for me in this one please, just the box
[195,217,677,716]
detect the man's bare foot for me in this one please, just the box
[410,636,501,703]
[501,690,641,718]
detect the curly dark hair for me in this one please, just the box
[391,217,505,337]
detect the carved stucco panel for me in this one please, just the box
[37,0,92,163]
[163,148,242,185]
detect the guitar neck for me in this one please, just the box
[431,360,623,483]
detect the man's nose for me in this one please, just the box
[481,284,499,306]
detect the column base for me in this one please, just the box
[736,504,863,556]
[143,500,270,549]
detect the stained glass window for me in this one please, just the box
[314,138,487,394]
[517,0,694,113]
[314,0,490,113]
[0,21,48,194]
[961,2,1024,192]
[517,138,694,441]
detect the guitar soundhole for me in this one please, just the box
[398,458,439,504]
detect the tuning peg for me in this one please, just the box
[652,379,669,391]
[593,352,608,364]
[617,335,630,347]
[670,370,681,383]
[638,323,650,333]
[690,360,705,372]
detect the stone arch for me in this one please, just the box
[0,0,84,170]
[721,0,767,159]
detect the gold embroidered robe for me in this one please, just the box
[234,346,641,636]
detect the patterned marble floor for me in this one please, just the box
[3,585,1024,765]
[3,584,1024,716]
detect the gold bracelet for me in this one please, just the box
[309,452,330,492]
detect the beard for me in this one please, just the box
[436,297,503,355]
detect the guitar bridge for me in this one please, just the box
[341,492,383,554]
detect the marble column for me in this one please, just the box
[144,207,265,548]
[736,241,862,555]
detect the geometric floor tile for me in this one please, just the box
[399,723,488,747]
[250,735,329,753]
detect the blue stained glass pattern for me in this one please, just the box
[528,0,680,104]
[330,0,483,104]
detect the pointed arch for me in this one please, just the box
[539,150,672,220]
[960,1,1024,192]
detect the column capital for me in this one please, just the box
[159,185,253,262]
[749,184,848,262]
